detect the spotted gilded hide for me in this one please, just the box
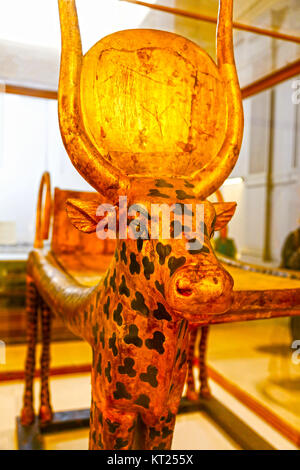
[54,180,235,450]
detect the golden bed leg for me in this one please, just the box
[21,276,39,426]
[39,300,53,425]
[199,326,211,398]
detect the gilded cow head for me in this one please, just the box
[58,0,244,321]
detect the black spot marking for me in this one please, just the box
[166,411,175,423]
[203,223,209,237]
[103,296,110,319]
[178,320,186,338]
[155,280,165,297]
[148,189,170,199]
[155,179,174,188]
[181,224,192,234]
[184,180,195,188]
[131,292,149,317]
[134,394,150,409]
[92,323,99,343]
[113,382,132,400]
[119,275,130,297]
[129,253,140,275]
[96,353,102,375]
[113,303,123,326]
[92,430,96,444]
[100,327,105,348]
[109,332,118,357]
[176,190,195,200]
[98,434,104,449]
[121,242,127,264]
[114,438,128,450]
[153,302,172,321]
[128,423,135,433]
[173,203,194,216]
[137,238,143,252]
[99,411,103,426]
[168,256,186,276]
[145,331,165,355]
[84,310,88,324]
[156,243,172,265]
[142,256,154,280]
[106,419,120,434]
[149,427,161,439]
[114,249,119,262]
[128,215,149,240]
[179,350,187,369]
[105,361,112,383]
[124,325,143,348]
[175,349,181,363]
[187,238,210,255]
[170,220,187,238]
[118,358,136,377]
[154,443,166,450]
[162,426,173,439]
[130,204,151,220]
[110,269,117,292]
[96,291,101,308]
[104,270,110,288]
[140,365,158,388]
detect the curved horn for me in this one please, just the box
[58,0,128,196]
[193,0,244,198]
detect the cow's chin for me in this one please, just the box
[168,295,233,323]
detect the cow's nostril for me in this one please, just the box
[176,281,193,297]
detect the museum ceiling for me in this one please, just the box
[0,0,298,91]
[138,0,300,83]
[162,0,300,32]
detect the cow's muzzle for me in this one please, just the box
[166,264,234,322]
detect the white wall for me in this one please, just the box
[0,0,159,89]
[0,93,91,245]
[221,76,300,263]
[215,0,300,264]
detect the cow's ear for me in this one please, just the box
[213,202,236,231]
[66,198,102,233]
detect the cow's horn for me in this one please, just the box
[193,0,244,197]
[58,0,128,196]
